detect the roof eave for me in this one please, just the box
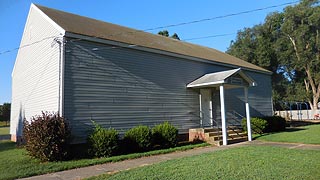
[64,32,272,75]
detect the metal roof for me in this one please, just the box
[187,68,256,88]
[35,4,271,74]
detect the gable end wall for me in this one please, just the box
[10,6,64,139]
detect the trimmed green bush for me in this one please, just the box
[123,125,151,152]
[263,116,286,132]
[152,122,178,148]
[242,117,268,134]
[88,122,119,157]
[23,112,71,162]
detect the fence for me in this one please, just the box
[275,110,320,120]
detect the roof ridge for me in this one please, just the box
[34,4,271,74]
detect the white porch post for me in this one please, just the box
[219,85,227,145]
[209,96,213,126]
[199,93,203,127]
[244,87,252,141]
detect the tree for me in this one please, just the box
[227,0,320,110]
[171,33,180,40]
[280,0,320,110]
[227,13,289,103]
[158,30,180,40]
[158,30,169,37]
[0,105,2,122]
[0,103,11,126]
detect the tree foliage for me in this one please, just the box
[158,30,180,40]
[227,0,320,110]
[158,30,169,37]
[0,103,11,125]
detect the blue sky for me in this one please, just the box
[0,0,299,104]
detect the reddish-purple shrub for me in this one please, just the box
[23,112,71,162]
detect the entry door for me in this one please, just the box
[200,89,213,127]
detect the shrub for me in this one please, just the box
[263,116,286,132]
[242,117,268,134]
[88,122,119,157]
[123,125,151,152]
[23,112,71,162]
[152,122,178,148]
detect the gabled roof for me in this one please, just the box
[187,68,256,88]
[34,4,270,74]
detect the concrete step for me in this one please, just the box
[203,127,248,146]
[205,129,244,137]
[228,129,243,134]
[205,131,222,137]
[228,132,247,139]
[215,136,248,146]
[206,132,247,141]
[204,128,221,133]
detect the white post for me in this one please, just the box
[244,87,252,141]
[199,93,202,127]
[220,85,227,145]
[209,95,213,126]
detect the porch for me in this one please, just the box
[187,68,256,145]
[189,126,248,146]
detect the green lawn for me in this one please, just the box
[0,127,9,135]
[0,141,208,180]
[89,145,320,180]
[0,121,9,127]
[255,124,320,144]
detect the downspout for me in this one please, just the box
[61,36,65,116]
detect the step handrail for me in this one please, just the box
[230,110,265,135]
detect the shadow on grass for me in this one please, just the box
[0,141,17,152]
[284,127,306,132]
[288,120,320,127]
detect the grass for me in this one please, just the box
[88,145,320,180]
[0,121,9,127]
[0,141,209,180]
[0,121,9,135]
[0,127,9,135]
[255,124,320,144]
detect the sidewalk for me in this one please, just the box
[19,141,320,180]
[20,142,247,180]
[250,140,320,150]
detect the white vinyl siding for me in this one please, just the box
[10,6,63,136]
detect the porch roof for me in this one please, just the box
[187,68,256,88]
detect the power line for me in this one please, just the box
[143,1,300,32]
[0,1,299,55]
[183,33,236,41]
[0,31,237,56]
[69,0,299,44]
[0,35,58,55]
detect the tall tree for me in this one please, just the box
[280,0,320,110]
[158,30,180,40]
[227,14,289,103]
[227,0,320,110]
